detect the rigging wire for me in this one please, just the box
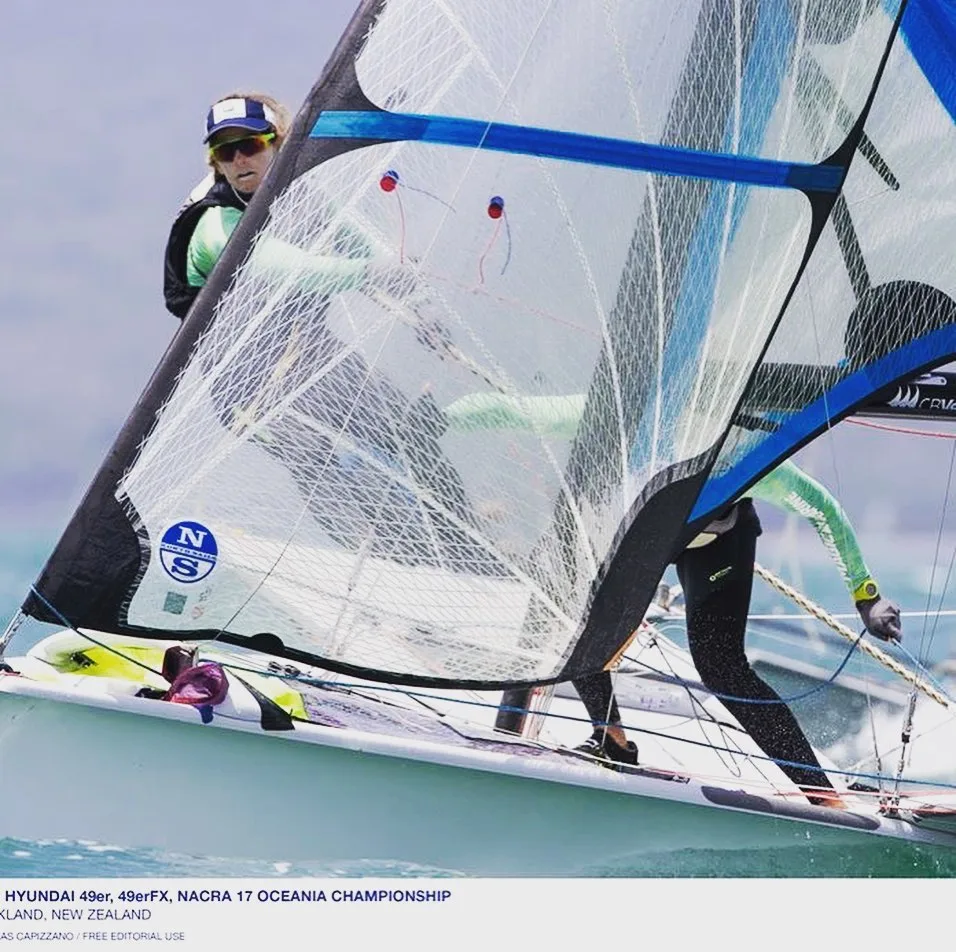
[24,586,166,680]
[747,609,956,620]
[916,438,956,673]
[888,692,919,814]
[847,686,956,775]
[863,679,887,800]
[627,632,863,706]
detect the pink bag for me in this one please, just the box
[163,661,229,722]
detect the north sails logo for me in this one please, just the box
[159,520,219,583]
[888,385,920,409]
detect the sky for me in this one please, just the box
[0,0,953,580]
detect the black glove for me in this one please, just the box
[856,595,902,642]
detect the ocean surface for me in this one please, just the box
[2,528,956,878]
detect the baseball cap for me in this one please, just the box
[204,97,278,143]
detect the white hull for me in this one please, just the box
[1,642,955,875]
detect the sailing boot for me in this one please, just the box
[574,730,639,769]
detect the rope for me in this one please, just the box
[627,642,863,706]
[754,562,956,712]
[846,417,956,440]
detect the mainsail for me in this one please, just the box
[23,0,937,689]
[692,0,956,526]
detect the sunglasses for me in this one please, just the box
[208,132,276,163]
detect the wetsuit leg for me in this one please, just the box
[675,500,833,792]
[570,671,622,730]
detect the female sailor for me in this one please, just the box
[445,391,902,805]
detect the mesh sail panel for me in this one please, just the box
[28,0,902,686]
[697,0,956,521]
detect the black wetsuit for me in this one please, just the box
[573,498,833,792]
[163,177,245,320]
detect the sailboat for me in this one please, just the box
[3,0,956,875]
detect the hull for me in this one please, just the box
[1,669,955,875]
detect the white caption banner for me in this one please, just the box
[0,878,944,949]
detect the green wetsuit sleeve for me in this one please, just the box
[444,393,585,439]
[186,206,242,287]
[749,459,874,597]
[250,235,370,294]
[185,205,370,294]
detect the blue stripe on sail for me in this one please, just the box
[893,0,956,124]
[690,322,956,520]
[310,111,842,192]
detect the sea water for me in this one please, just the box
[2,528,955,878]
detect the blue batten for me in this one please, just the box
[692,323,956,520]
[311,111,843,193]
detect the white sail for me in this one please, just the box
[23,1,925,690]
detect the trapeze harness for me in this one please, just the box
[162,177,247,320]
